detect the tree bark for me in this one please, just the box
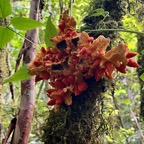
[11,0,43,143]
[42,0,127,144]
[137,34,144,119]
[42,79,112,144]
[136,3,144,119]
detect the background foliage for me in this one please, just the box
[1,0,144,144]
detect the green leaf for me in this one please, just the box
[122,99,131,105]
[0,0,12,18]
[0,26,14,48]
[11,17,43,30]
[3,66,32,84]
[140,73,144,81]
[45,16,57,47]
[90,8,109,17]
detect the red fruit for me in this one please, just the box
[116,64,126,74]
[41,47,47,53]
[95,68,106,81]
[53,80,65,89]
[47,99,56,105]
[74,86,82,96]
[126,52,137,58]
[62,77,70,86]
[34,60,41,67]
[35,75,43,82]
[41,71,50,80]
[77,81,88,92]
[127,59,139,68]
[55,98,63,105]
[59,21,65,32]
[68,75,75,85]
[92,58,101,67]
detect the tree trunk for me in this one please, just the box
[136,3,144,119]
[42,79,112,144]
[137,34,144,119]
[42,0,127,144]
[11,0,43,143]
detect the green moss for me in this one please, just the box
[41,79,113,144]
[41,1,127,143]
[82,0,128,41]
[137,34,144,119]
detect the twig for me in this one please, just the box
[130,110,144,142]
[37,80,44,99]
[6,26,40,48]
[2,118,17,144]
[111,86,130,144]
[85,29,144,35]
[6,44,15,99]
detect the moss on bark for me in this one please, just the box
[41,0,127,143]
[42,79,113,144]
[82,0,127,41]
[137,34,144,119]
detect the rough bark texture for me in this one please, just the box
[137,34,144,119]
[11,0,43,143]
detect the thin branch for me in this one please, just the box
[37,80,44,99]
[2,118,17,144]
[7,44,15,99]
[111,86,130,144]
[85,29,144,35]
[6,26,40,48]
[130,110,144,143]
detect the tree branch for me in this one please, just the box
[85,29,144,35]
[11,0,44,143]
[130,110,144,143]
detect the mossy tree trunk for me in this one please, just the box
[137,34,144,119]
[42,79,112,144]
[136,2,144,119]
[42,0,127,144]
